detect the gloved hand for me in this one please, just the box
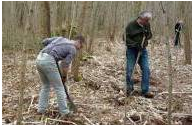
[142,27,149,37]
[137,38,148,51]
[143,40,148,48]
[137,44,143,51]
[62,75,67,83]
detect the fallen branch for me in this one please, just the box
[159,91,191,95]
[2,114,15,119]
[27,95,35,113]
[80,113,95,125]
[158,111,191,117]
[126,116,137,125]
[155,91,192,98]
[143,120,148,125]
[44,118,48,125]
[74,102,114,110]
[45,118,78,125]
[172,113,192,118]
[22,121,43,124]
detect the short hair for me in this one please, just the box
[73,35,85,44]
[178,20,183,24]
[139,11,152,19]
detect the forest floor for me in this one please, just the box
[2,38,192,125]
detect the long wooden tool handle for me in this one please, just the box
[131,36,146,78]
[56,62,72,102]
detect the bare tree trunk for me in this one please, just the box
[54,1,63,36]
[181,2,192,64]
[16,2,32,124]
[62,1,72,37]
[184,30,192,64]
[68,1,77,39]
[15,1,26,29]
[72,1,87,82]
[160,2,173,125]
[88,2,99,54]
[38,1,51,39]
[133,1,142,17]
[78,1,87,33]
[109,2,119,42]
[167,30,173,125]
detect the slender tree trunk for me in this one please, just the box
[184,29,192,64]
[181,2,192,64]
[78,1,87,33]
[133,1,142,17]
[167,29,173,125]
[72,1,87,81]
[88,2,99,54]
[109,2,119,42]
[17,2,32,124]
[63,1,72,37]
[68,1,77,39]
[39,1,51,39]
[54,1,63,36]
[160,2,173,125]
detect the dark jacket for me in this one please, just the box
[174,22,183,46]
[124,19,152,48]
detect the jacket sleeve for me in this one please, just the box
[42,37,58,46]
[125,24,136,43]
[145,23,152,40]
[61,48,76,68]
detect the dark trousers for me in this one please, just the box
[126,47,150,94]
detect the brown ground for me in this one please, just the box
[2,39,192,125]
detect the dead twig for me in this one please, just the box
[44,117,78,125]
[159,112,191,117]
[80,113,95,125]
[74,102,114,110]
[127,116,137,125]
[27,95,35,113]
[155,91,192,98]
[143,120,148,125]
[22,121,43,124]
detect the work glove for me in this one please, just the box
[137,44,143,51]
[143,40,148,48]
[62,75,67,83]
[137,37,148,51]
[142,27,149,37]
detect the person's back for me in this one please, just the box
[36,35,85,116]
[42,37,76,62]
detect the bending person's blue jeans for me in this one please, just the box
[126,47,150,94]
[36,52,69,114]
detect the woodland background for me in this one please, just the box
[2,1,192,125]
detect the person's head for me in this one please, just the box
[73,35,85,49]
[178,20,184,24]
[137,11,152,26]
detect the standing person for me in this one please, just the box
[124,11,154,98]
[174,20,183,46]
[36,35,85,115]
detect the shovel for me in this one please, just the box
[56,62,77,112]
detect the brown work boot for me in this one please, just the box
[142,92,155,98]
